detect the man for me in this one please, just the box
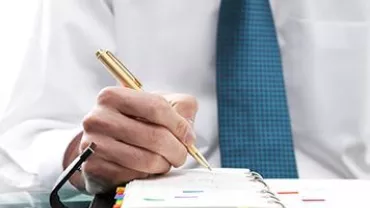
[1,0,369,194]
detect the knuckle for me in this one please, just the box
[82,112,95,133]
[82,109,108,133]
[97,87,120,106]
[147,95,170,119]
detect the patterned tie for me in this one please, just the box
[216,0,298,178]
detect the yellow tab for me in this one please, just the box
[116,187,125,193]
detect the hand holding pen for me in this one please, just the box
[96,50,212,170]
[65,50,210,194]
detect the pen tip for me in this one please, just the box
[207,166,212,171]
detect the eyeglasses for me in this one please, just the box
[49,142,96,208]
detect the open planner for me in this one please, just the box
[109,168,370,208]
[112,168,286,208]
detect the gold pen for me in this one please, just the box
[95,49,212,171]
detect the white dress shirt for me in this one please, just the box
[1,0,370,191]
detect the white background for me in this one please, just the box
[0,1,38,117]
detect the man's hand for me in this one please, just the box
[63,87,198,193]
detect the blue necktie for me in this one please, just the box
[216,0,298,178]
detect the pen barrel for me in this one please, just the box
[96,50,142,91]
[187,145,210,168]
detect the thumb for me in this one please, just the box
[152,92,198,122]
[152,92,198,145]
[162,93,198,122]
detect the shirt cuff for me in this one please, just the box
[27,127,82,191]
[31,128,82,190]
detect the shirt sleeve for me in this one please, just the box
[0,0,116,191]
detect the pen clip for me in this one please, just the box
[105,51,143,88]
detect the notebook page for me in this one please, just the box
[266,179,370,208]
[122,168,282,208]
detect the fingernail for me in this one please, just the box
[184,122,196,145]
